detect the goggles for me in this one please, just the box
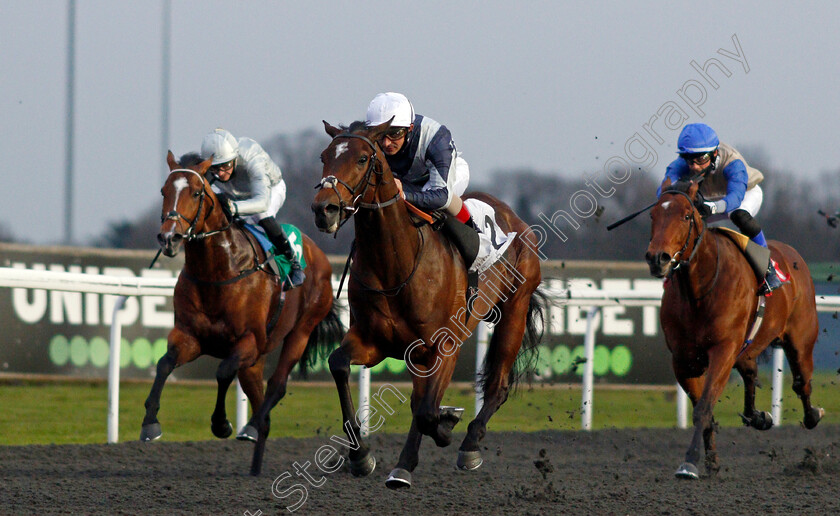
[209,159,235,173]
[680,152,713,166]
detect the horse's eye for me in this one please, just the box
[193,190,201,198]
[684,213,691,220]
[358,155,368,165]
[160,189,164,196]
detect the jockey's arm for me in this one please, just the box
[229,167,272,216]
[719,160,748,212]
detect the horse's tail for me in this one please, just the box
[298,302,345,378]
[479,287,547,396]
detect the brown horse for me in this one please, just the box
[645,180,823,479]
[142,152,343,477]
[311,120,544,488]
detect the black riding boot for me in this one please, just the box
[441,216,480,270]
[259,217,305,289]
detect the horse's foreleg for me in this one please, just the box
[211,333,258,439]
[386,392,424,489]
[140,328,200,441]
[735,358,773,430]
[679,347,735,478]
[328,333,381,477]
[250,330,309,476]
[782,336,824,429]
[234,356,265,444]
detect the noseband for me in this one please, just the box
[315,132,402,234]
[162,168,229,241]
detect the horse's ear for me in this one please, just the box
[688,180,700,199]
[661,178,672,191]
[323,121,342,138]
[166,150,179,171]
[198,157,214,176]
[367,116,394,142]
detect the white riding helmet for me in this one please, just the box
[200,128,239,165]
[365,92,415,127]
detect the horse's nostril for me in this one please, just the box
[324,204,339,215]
[658,252,671,265]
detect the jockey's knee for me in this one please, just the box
[729,209,761,238]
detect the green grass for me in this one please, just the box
[1,372,838,446]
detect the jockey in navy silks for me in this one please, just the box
[656,123,785,295]
[365,92,482,269]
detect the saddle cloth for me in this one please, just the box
[243,223,307,282]
[463,199,517,274]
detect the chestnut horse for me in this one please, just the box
[311,120,544,489]
[645,180,823,479]
[142,152,343,477]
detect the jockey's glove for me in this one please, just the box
[697,200,726,218]
[216,193,238,220]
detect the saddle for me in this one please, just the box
[713,227,788,287]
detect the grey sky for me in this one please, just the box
[3,1,839,245]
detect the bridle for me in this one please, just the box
[314,133,401,234]
[660,189,720,299]
[162,168,231,241]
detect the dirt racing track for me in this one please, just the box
[2,424,839,515]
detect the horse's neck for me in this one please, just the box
[183,225,250,278]
[680,227,719,300]
[353,187,424,284]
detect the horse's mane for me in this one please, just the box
[662,180,696,195]
[344,120,368,133]
[178,152,204,168]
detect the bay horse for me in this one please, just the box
[645,180,823,479]
[311,120,544,488]
[142,151,343,477]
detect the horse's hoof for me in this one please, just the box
[675,462,700,479]
[740,411,774,431]
[236,424,258,442]
[457,450,483,471]
[139,423,162,442]
[349,452,376,477]
[440,406,465,423]
[804,407,825,430]
[385,468,412,489]
[211,420,233,439]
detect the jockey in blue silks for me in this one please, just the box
[656,123,785,295]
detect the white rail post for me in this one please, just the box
[771,344,785,426]
[236,379,248,433]
[474,322,489,416]
[358,366,371,437]
[107,295,128,444]
[676,383,689,429]
[581,306,599,431]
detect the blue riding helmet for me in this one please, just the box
[677,123,719,154]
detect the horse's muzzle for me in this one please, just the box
[311,200,341,233]
[645,250,672,278]
[157,231,183,257]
